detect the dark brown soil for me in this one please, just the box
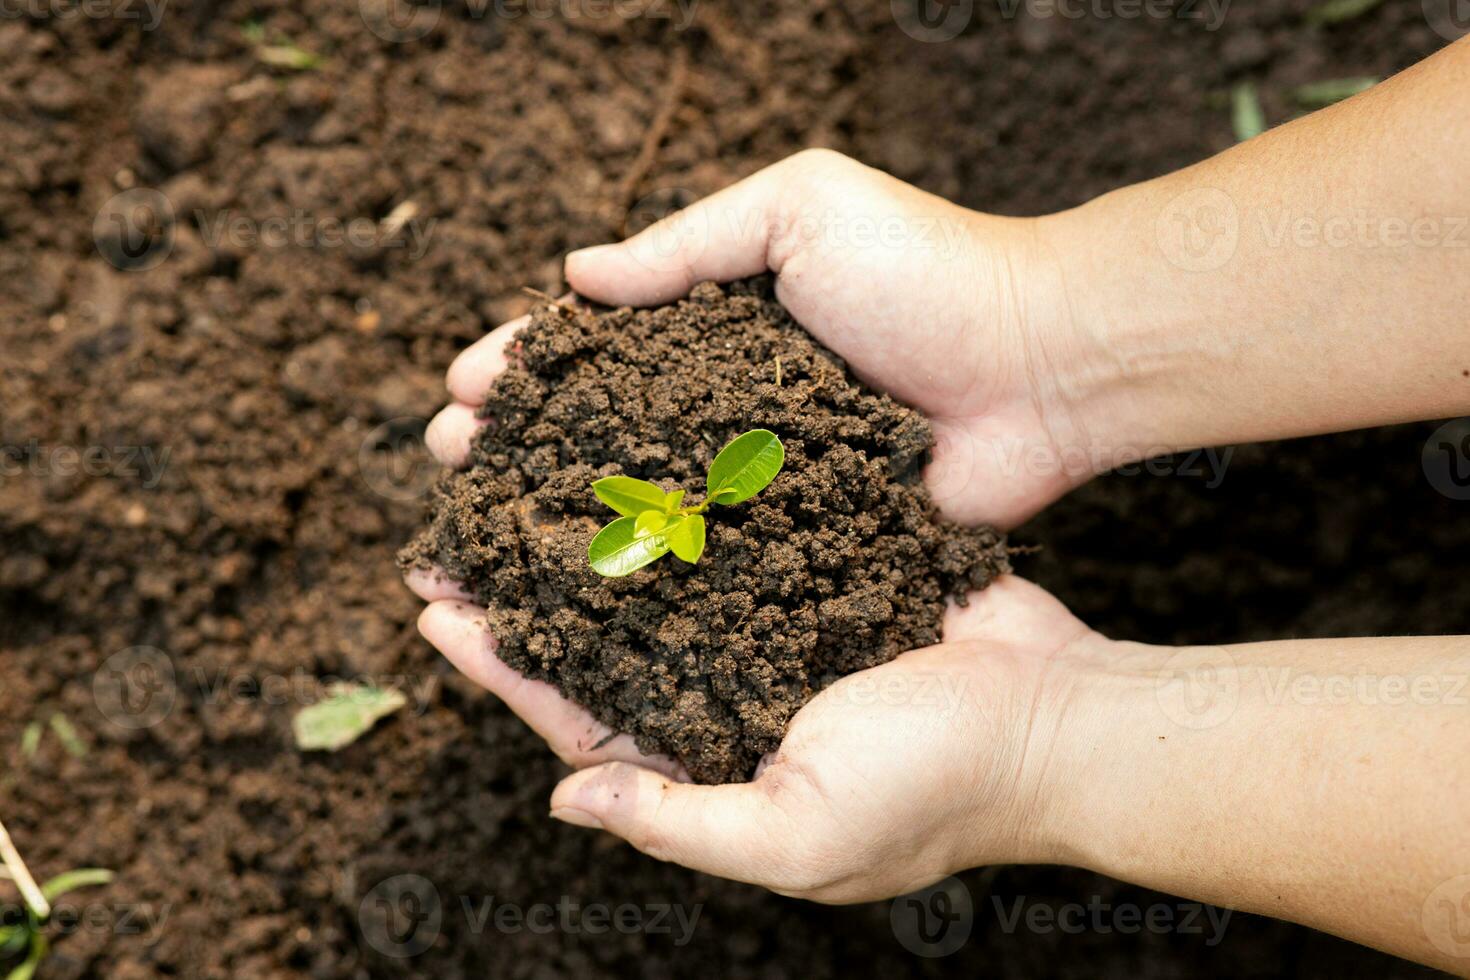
[400,278,1009,783]
[0,2,1459,978]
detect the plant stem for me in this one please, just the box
[0,816,49,919]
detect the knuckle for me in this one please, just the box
[787,146,851,172]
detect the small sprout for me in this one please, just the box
[46,714,86,759]
[1293,77,1378,109]
[293,683,406,752]
[1231,82,1266,142]
[242,21,321,71]
[18,724,40,760]
[587,429,783,577]
[0,816,112,980]
[1304,0,1382,25]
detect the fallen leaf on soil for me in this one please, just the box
[293,683,406,752]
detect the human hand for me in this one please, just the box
[416,575,1103,901]
[427,148,1117,529]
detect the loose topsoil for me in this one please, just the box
[1,2,1459,978]
[400,278,1010,783]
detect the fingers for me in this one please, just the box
[417,601,687,779]
[446,314,528,405]
[424,402,486,468]
[403,566,472,602]
[564,151,851,307]
[550,761,812,890]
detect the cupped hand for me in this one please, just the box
[408,149,1115,898]
[427,148,1111,529]
[415,575,1102,902]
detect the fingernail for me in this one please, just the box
[549,806,604,830]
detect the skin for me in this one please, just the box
[411,38,1470,974]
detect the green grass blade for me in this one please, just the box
[1305,0,1382,24]
[5,932,45,980]
[1293,76,1377,108]
[40,869,113,903]
[1231,82,1266,141]
[47,714,86,759]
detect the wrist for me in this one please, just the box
[1005,633,1208,876]
[1030,190,1218,473]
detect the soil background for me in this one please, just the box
[0,1,1462,977]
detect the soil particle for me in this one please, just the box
[402,277,1010,783]
[134,65,236,173]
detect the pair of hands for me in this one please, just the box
[405,50,1470,970]
[406,149,1114,900]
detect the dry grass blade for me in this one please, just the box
[0,817,49,920]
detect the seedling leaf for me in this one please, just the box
[706,429,784,505]
[0,929,25,960]
[588,515,671,577]
[41,869,112,903]
[634,510,668,537]
[47,714,86,758]
[1231,82,1265,141]
[662,489,686,514]
[1293,76,1377,109]
[19,723,40,759]
[593,476,669,517]
[1305,0,1382,25]
[293,683,407,752]
[6,933,45,980]
[667,514,706,563]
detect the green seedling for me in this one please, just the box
[1293,77,1378,109]
[587,429,784,578]
[0,816,112,980]
[1304,0,1382,25]
[1231,82,1266,141]
[242,20,321,71]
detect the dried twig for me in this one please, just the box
[519,286,576,313]
[774,356,783,387]
[0,815,50,919]
[615,46,691,236]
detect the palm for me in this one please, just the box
[413,573,1092,900]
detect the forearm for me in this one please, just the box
[1042,37,1470,457]
[1040,634,1470,973]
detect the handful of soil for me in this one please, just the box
[400,278,1010,783]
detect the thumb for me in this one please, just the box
[565,148,861,308]
[564,166,782,308]
[549,761,820,893]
